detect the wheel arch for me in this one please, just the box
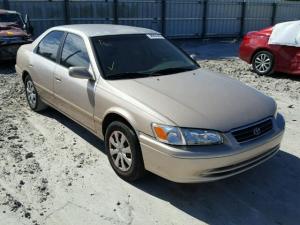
[251,48,274,64]
[22,70,30,83]
[102,110,137,138]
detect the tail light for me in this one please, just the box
[243,34,250,41]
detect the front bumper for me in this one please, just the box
[0,44,21,60]
[0,40,32,60]
[139,114,285,183]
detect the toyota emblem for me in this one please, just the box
[253,127,261,136]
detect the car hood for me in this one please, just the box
[107,68,276,132]
[0,23,27,37]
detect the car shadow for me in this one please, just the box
[39,107,105,151]
[0,61,16,75]
[248,68,300,82]
[40,107,300,225]
[133,150,300,225]
[268,72,300,82]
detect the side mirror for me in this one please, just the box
[69,67,95,81]
[190,54,197,60]
[24,14,34,34]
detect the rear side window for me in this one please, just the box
[60,33,90,68]
[36,31,64,62]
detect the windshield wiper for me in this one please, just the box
[105,67,197,80]
[149,66,197,75]
[105,72,153,80]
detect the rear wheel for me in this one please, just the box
[105,121,145,182]
[24,75,47,112]
[252,51,274,76]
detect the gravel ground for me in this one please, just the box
[0,52,299,225]
[201,58,300,100]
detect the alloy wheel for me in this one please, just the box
[254,53,272,74]
[26,80,37,108]
[109,131,132,172]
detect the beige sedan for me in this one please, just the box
[15,24,285,183]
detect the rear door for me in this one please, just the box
[276,45,300,73]
[53,32,96,132]
[30,31,64,105]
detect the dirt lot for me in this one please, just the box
[0,42,299,225]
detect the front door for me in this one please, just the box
[53,33,96,132]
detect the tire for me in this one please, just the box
[252,51,274,76]
[24,75,48,112]
[105,121,145,182]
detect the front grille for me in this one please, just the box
[232,118,273,143]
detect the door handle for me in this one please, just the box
[29,64,33,68]
[55,77,62,82]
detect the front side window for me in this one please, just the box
[92,34,199,79]
[60,33,90,68]
[36,31,64,62]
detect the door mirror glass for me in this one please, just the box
[69,67,95,81]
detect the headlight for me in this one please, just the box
[274,102,278,118]
[152,124,185,145]
[274,108,278,118]
[181,128,223,145]
[152,124,223,146]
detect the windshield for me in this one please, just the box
[0,13,23,27]
[92,34,199,79]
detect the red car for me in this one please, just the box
[239,26,300,76]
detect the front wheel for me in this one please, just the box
[252,51,274,76]
[24,75,47,112]
[105,121,145,182]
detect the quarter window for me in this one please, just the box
[60,33,90,68]
[36,31,64,62]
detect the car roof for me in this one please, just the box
[0,9,19,14]
[53,24,159,37]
